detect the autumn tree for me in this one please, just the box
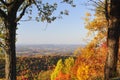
[51,57,74,80]
[0,0,75,80]
[51,59,63,80]
[85,0,120,79]
[52,0,120,79]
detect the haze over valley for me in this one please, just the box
[16,44,85,56]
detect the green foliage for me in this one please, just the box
[63,57,74,74]
[51,59,63,80]
[51,57,75,80]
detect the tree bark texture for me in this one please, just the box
[104,0,120,79]
[4,4,17,79]
[3,0,24,80]
[4,20,17,80]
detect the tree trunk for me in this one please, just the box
[4,20,17,80]
[104,0,120,79]
[105,20,120,80]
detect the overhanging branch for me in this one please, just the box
[98,0,105,5]
[15,4,30,22]
[15,0,34,22]
[90,0,105,9]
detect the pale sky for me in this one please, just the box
[16,0,95,45]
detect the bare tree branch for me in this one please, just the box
[15,4,30,22]
[89,0,105,9]
[15,0,38,22]
[98,0,105,4]
[105,0,109,21]
[88,8,105,13]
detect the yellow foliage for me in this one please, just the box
[51,59,63,80]
[84,9,107,45]
[74,48,82,55]
[63,57,74,74]
[53,5,108,80]
[73,4,108,80]
[51,57,75,80]
[85,11,107,31]
[72,42,107,80]
[77,63,89,80]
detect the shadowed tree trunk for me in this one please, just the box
[104,0,120,79]
[4,15,17,80]
[4,1,17,79]
[4,20,17,80]
[2,0,25,80]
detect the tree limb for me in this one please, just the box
[98,0,104,5]
[15,0,35,22]
[15,4,29,22]
[105,0,109,21]
[90,0,105,9]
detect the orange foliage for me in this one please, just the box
[52,42,108,80]
[53,9,109,80]
[72,43,107,79]
[55,72,71,80]
[70,6,108,80]
[85,12,107,31]
[53,42,108,80]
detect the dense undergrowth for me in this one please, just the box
[0,55,70,80]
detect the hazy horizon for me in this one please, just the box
[16,43,86,46]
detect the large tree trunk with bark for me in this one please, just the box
[4,20,17,80]
[4,3,17,79]
[3,0,24,80]
[4,0,18,80]
[105,20,120,79]
[104,0,120,79]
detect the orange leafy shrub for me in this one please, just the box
[72,43,107,80]
[77,63,89,80]
[55,72,71,80]
[52,42,107,80]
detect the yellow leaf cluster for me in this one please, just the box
[72,42,107,80]
[51,57,75,80]
[85,14,107,31]
[84,11,108,46]
[77,63,89,80]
